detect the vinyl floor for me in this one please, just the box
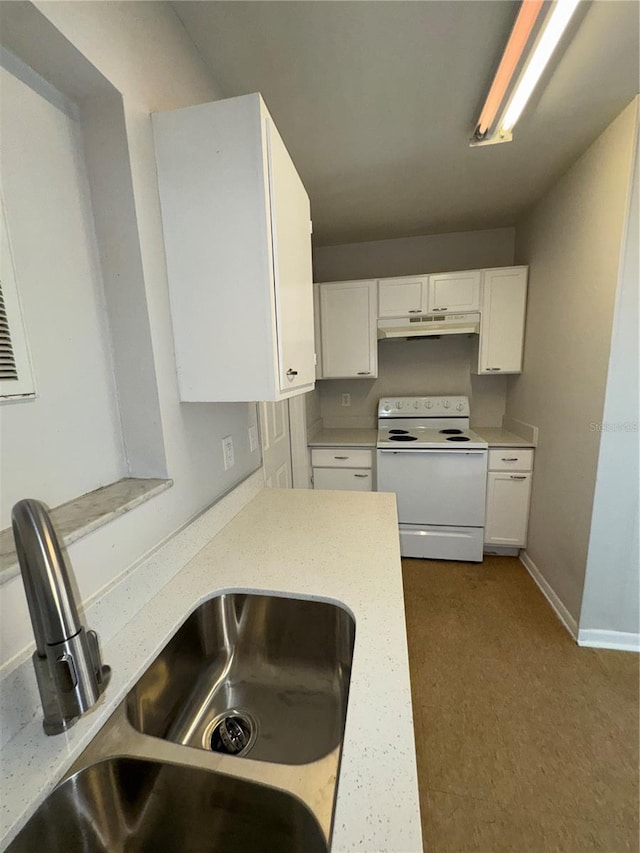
[402,556,640,853]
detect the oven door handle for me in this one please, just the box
[377,449,487,455]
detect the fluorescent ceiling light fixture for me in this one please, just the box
[472,0,582,145]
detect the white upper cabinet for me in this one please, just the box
[153,93,315,402]
[318,280,377,379]
[426,270,481,313]
[474,266,528,374]
[378,276,429,317]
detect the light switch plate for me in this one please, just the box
[222,435,234,470]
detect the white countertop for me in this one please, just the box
[0,487,422,852]
[474,427,536,447]
[308,426,534,449]
[308,429,378,448]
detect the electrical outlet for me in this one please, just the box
[222,435,234,470]
[341,393,351,407]
[248,424,259,453]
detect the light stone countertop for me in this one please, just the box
[308,426,535,449]
[474,428,536,447]
[308,428,378,448]
[0,486,422,852]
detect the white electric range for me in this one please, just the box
[376,396,488,561]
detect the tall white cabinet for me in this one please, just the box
[473,266,528,374]
[153,93,315,402]
[317,280,378,379]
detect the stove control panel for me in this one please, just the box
[378,396,470,417]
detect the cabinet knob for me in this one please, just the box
[286,368,298,377]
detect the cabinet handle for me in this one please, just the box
[334,456,349,460]
[357,371,371,375]
[354,473,369,478]
[408,309,421,313]
[510,475,527,480]
[432,307,447,312]
[501,457,519,462]
[286,368,298,377]
[486,367,502,371]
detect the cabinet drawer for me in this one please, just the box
[311,448,373,468]
[313,467,373,491]
[488,448,533,471]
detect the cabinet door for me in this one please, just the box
[378,276,428,317]
[267,119,316,394]
[427,270,481,313]
[477,267,527,374]
[319,280,377,378]
[313,467,373,491]
[484,472,531,547]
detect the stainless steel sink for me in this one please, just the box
[7,592,355,851]
[8,756,327,853]
[126,593,355,765]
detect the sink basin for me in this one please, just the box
[126,593,355,764]
[7,757,327,853]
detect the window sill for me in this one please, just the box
[0,477,173,584]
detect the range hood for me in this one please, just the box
[377,313,480,340]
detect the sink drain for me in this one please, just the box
[205,711,256,756]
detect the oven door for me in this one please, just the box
[377,449,487,526]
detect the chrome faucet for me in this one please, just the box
[12,499,110,735]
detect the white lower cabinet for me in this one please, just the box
[484,447,534,548]
[313,467,373,491]
[311,447,374,491]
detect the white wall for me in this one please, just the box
[313,227,515,282]
[312,226,514,429]
[318,336,506,429]
[0,2,261,668]
[508,99,638,623]
[579,110,639,639]
[0,64,125,525]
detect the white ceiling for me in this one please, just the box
[172,1,639,246]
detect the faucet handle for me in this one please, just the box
[87,629,111,688]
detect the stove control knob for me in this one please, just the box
[443,400,450,409]
[456,403,464,411]
[413,401,420,409]
[426,401,432,409]
[383,403,391,412]
[397,402,403,409]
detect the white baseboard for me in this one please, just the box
[519,551,578,639]
[577,630,640,653]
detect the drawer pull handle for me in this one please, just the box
[432,307,447,312]
[354,473,369,478]
[486,367,501,371]
[286,368,298,377]
[501,457,519,462]
[357,371,371,375]
[334,456,349,460]
[510,475,527,480]
[408,309,422,314]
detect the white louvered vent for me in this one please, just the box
[0,282,19,381]
[0,194,35,399]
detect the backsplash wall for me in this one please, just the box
[318,336,507,428]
